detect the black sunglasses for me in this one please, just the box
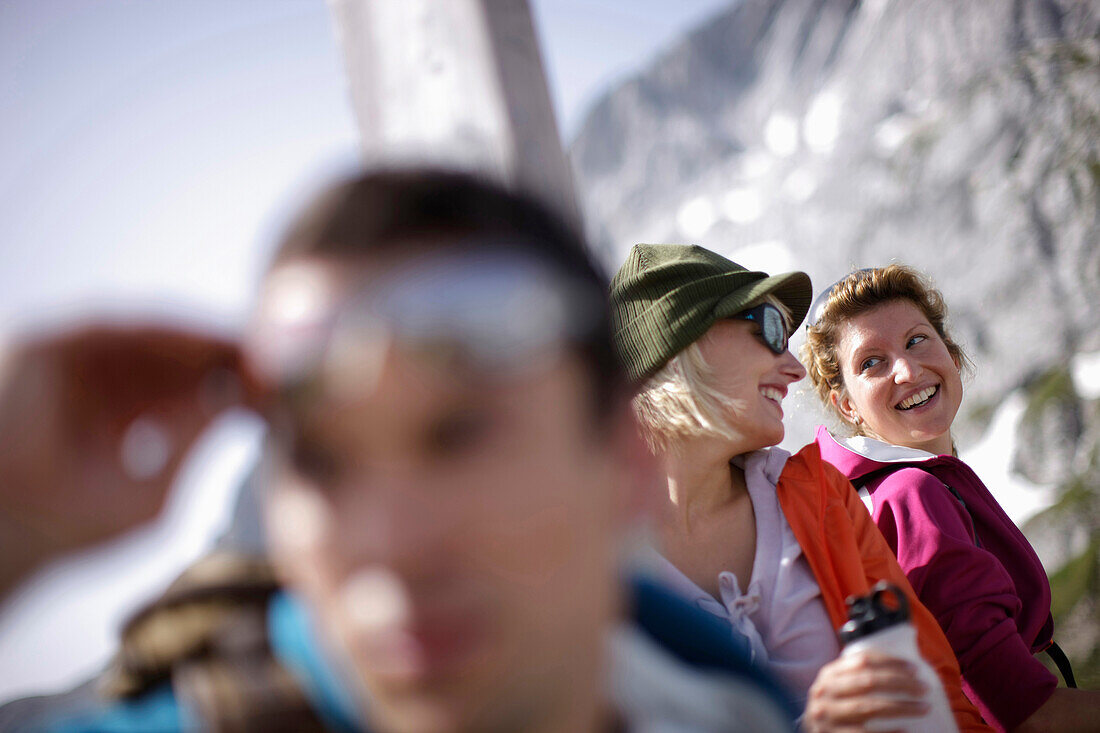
[731,303,789,354]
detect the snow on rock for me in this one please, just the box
[1071,350,1100,401]
[960,390,1055,527]
[729,240,795,275]
[676,195,719,239]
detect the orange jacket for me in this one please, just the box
[776,443,991,732]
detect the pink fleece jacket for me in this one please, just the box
[815,426,1057,732]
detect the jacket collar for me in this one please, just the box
[813,425,938,481]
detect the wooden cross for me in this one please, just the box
[326,0,581,228]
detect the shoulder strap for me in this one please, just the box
[1044,641,1077,688]
[628,575,799,724]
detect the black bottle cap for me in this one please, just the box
[838,581,910,645]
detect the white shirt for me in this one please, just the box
[653,447,840,708]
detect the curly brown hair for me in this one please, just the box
[800,264,970,432]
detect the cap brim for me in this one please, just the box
[711,271,812,329]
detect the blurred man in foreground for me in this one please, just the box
[0,169,794,732]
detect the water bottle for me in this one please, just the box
[838,582,958,733]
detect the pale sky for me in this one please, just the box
[0,0,732,329]
[0,0,733,703]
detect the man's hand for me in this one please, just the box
[0,323,258,597]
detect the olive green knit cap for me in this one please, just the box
[610,244,812,382]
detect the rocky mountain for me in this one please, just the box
[569,0,1100,685]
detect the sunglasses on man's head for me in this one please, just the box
[256,248,601,396]
[731,303,789,354]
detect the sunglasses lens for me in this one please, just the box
[761,305,787,353]
[733,304,787,354]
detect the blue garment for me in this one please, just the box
[266,592,362,733]
[35,685,190,733]
[628,575,793,715]
[19,577,796,732]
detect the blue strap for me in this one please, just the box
[628,575,800,724]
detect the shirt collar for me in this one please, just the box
[838,433,937,463]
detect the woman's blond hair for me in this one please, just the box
[634,295,791,454]
[800,264,970,433]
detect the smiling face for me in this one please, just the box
[694,316,807,452]
[831,299,963,455]
[255,257,631,733]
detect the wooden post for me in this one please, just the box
[326,0,581,227]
